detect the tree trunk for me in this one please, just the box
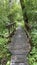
[20,0,29,30]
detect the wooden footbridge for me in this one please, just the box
[7,23,31,65]
[0,22,31,65]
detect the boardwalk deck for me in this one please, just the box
[8,26,31,65]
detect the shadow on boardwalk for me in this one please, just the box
[8,26,31,65]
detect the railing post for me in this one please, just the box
[5,22,16,41]
[8,27,11,42]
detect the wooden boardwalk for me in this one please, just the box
[8,26,31,65]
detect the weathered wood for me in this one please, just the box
[25,28,31,39]
[6,22,16,35]
[5,30,15,38]
[8,26,31,65]
[0,22,16,40]
[6,22,15,28]
[25,22,32,30]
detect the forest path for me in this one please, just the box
[8,26,31,65]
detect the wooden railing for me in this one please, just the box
[0,22,16,39]
[6,22,16,38]
[25,22,32,43]
[25,22,32,30]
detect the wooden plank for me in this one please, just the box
[8,26,31,65]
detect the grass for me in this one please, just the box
[0,37,11,65]
[28,28,37,65]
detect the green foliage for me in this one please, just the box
[6,61,10,65]
[0,37,11,65]
[28,29,37,65]
[0,0,10,33]
[0,0,16,65]
[0,0,24,65]
[1,0,37,65]
[20,0,37,65]
[24,0,37,65]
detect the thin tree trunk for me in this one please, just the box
[20,0,29,30]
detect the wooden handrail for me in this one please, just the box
[0,22,16,39]
[25,22,32,30]
[25,22,37,30]
[5,22,16,38]
[25,22,33,32]
[6,22,16,28]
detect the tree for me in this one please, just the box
[20,0,29,30]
